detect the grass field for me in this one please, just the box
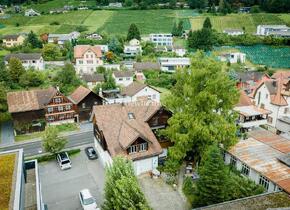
[190,13,290,33]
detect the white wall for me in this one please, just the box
[94,137,113,168]
[131,86,160,103]
[113,75,133,87]
[75,50,103,74]
[133,156,158,175]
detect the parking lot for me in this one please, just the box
[39,146,105,210]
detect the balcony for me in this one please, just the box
[239,118,268,128]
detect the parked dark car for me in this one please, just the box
[85,147,98,160]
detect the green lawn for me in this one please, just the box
[190,13,290,33]
[15,123,79,142]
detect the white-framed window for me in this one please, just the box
[82,103,86,108]
[54,98,61,103]
[47,107,53,113]
[284,108,289,114]
[79,60,83,64]
[230,155,237,167]
[59,114,64,120]
[139,143,148,152]
[65,105,71,110]
[153,94,156,99]
[119,78,123,81]
[259,175,269,190]
[241,163,250,176]
[58,106,63,112]
[128,145,138,154]
[48,116,54,121]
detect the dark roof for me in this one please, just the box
[133,62,160,72]
[81,74,105,83]
[113,71,134,78]
[7,87,57,113]
[194,192,290,210]
[4,53,42,61]
[121,82,160,97]
[236,71,266,82]
[3,34,22,39]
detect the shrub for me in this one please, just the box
[50,21,60,25]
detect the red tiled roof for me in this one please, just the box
[69,86,91,104]
[74,45,102,58]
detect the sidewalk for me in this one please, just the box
[0,121,15,146]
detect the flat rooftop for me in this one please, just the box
[234,105,271,117]
[0,152,17,210]
[228,129,290,193]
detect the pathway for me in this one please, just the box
[0,121,14,146]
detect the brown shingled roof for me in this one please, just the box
[68,86,91,104]
[74,45,102,59]
[81,74,105,83]
[92,101,162,160]
[236,90,252,107]
[7,87,57,113]
[121,82,160,97]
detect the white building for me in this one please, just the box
[251,73,290,134]
[256,25,290,36]
[223,29,244,36]
[219,52,246,64]
[4,53,45,70]
[48,31,80,45]
[112,71,134,87]
[224,129,290,194]
[81,73,105,90]
[86,33,103,40]
[158,57,190,72]
[103,64,120,71]
[25,8,40,16]
[149,33,173,46]
[74,45,103,75]
[173,46,186,57]
[123,39,142,57]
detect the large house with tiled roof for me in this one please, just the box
[7,87,77,134]
[2,34,25,48]
[74,45,103,75]
[68,86,103,121]
[91,101,172,175]
[251,72,290,134]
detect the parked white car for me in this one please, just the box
[56,152,71,170]
[79,189,100,210]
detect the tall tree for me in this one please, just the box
[42,126,67,155]
[25,30,42,48]
[42,43,62,61]
[187,28,215,51]
[19,69,44,88]
[0,83,9,122]
[162,52,239,174]
[127,23,141,41]
[177,20,184,36]
[193,145,229,207]
[203,17,212,29]
[102,157,152,210]
[171,22,178,36]
[7,57,25,83]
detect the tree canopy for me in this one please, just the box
[25,31,43,48]
[102,157,152,210]
[127,23,141,41]
[162,52,239,174]
[42,126,67,155]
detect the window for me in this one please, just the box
[153,94,156,99]
[48,116,54,121]
[119,78,123,81]
[265,94,268,99]
[259,175,269,190]
[65,105,71,110]
[230,156,237,167]
[128,112,135,119]
[128,145,138,154]
[82,103,86,108]
[87,60,93,64]
[241,163,250,176]
[126,77,131,80]
[58,106,63,112]
[284,108,289,114]
[47,107,53,113]
[54,98,61,103]
[267,116,273,123]
[260,103,265,109]
[140,143,148,151]
[79,60,83,64]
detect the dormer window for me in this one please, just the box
[128,112,135,119]
[128,142,148,154]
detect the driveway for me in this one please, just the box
[139,176,190,210]
[1,121,14,145]
[39,147,105,210]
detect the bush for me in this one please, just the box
[50,21,60,25]
[144,70,176,89]
[182,177,195,203]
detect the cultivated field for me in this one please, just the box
[190,13,290,33]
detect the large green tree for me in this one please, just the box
[163,52,239,174]
[7,57,25,83]
[42,43,62,61]
[127,23,141,41]
[25,31,42,48]
[19,69,44,88]
[203,17,212,29]
[42,126,67,155]
[102,157,151,210]
[0,83,9,122]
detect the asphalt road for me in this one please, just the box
[0,131,94,157]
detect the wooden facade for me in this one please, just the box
[45,91,77,124]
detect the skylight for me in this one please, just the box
[128,112,135,119]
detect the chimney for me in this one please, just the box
[99,87,103,97]
[56,85,60,91]
[272,81,277,87]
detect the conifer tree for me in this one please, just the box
[8,57,25,83]
[203,17,212,29]
[127,23,141,41]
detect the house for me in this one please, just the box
[112,71,134,87]
[267,31,290,38]
[108,2,122,7]
[86,33,103,40]
[2,34,25,48]
[158,57,190,72]
[197,191,290,210]
[219,52,246,64]
[239,7,251,13]
[74,45,103,75]
[224,129,290,194]
[101,82,161,104]
[25,8,40,16]
[95,44,109,53]
[121,60,135,70]
[251,73,290,134]
[4,53,45,70]
[81,73,105,90]
[234,90,270,132]
[223,29,244,36]
[133,62,160,72]
[48,31,80,45]
[173,46,186,57]
[103,64,120,71]
[123,39,142,57]
[236,71,270,94]
[7,87,77,134]
[91,100,171,174]
[149,33,173,46]
[0,149,45,210]
[135,72,146,82]
[68,86,103,122]
[0,7,4,15]
[256,25,290,36]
